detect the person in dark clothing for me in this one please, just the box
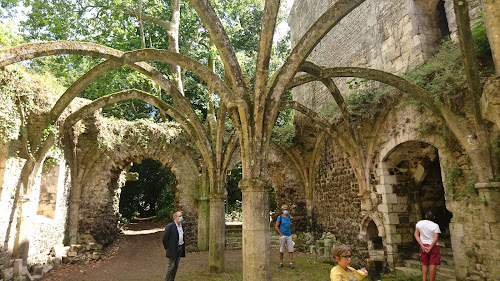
[162,211,185,281]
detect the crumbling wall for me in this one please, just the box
[68,117,201,246]
[289,0,482,111]
[268,143,308,231]
[312,139,365,249]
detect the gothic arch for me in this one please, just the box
[67,119,200,246]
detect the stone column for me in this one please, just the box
[305,197,313,231]
[13,195,33,264]
[208,192,226,272]
[475,182,500,276]
[68,199,81,244]
[239,178,270,281]
[197,196,210,251]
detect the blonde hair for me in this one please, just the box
[332,244,351,258]
[281,205,288,210]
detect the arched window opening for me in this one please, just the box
[37,158,60,219]
[367,220,383,250]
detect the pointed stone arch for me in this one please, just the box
[65,118,200,246]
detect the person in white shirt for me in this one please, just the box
[414,210,441,281]
[162,211,185,281]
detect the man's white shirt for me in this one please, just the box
[176,223,184,245]
[416,220,441,245]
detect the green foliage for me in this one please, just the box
[404,39,468,113]
[269,186,277,211]
[471,12,491,60]
[416,122,438,137]
[493,134,500,159]
[346,77,369,90]
[226,164,242,212]
[119,158,176,220]
[96,118,185,150]
[294,232,309,252]
[0,21,22,47]
[271,119,295,149]
[445,164,462,194]
[319,88,381,121]
[380,273,421,281]
[272,90,295,148]
[0,65,63,143]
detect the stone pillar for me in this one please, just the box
[68,199,81,244]
[475,182,500,277]
[208,193,226,272]
[0,144,7,199]
[197,196,210,251]
[305,197,313,231]
[375,163,400,270]
[239,178,270,281]
[13,196,33,264]
[358,191,372,211]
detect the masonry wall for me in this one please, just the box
[0,143,70,267]
[288,0,482,111]
[70,117,201,246]
[313,139,367,253]
[29,159,71,264]
[268,144,308,231]
[0,147,25,267]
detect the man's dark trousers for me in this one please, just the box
[165,244,184,281]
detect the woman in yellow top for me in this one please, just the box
[330,244,368,281]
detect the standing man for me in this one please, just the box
[162,211,185,281]
[414,210,441,281]
[275,204,294,269]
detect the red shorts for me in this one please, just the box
[420,244,441,266]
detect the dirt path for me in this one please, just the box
[41,222,243,281]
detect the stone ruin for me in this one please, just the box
[1,0,500,280]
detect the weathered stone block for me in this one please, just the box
[382,193,398,204]
[377,204,391,213]
[383,212,399,224]
[376,184,393,194]
[1,268,13,281]
[13,259,22,277]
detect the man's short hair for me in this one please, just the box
[281,205,288,210]
[332,244,351,258]
[425,210,435,220]
[172,211,182,219]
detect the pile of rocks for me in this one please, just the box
[0,259,51,281]
[307,232,337,259]
[63,242,103,264]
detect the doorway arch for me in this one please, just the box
[377,140,455,275]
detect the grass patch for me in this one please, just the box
[171,252,332,281]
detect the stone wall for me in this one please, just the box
[0,148,25,267]
[313,138,364,243]
[0,144,70,268]
[267,143,308,231]
[68,117,201,246]
[289,0,482,112]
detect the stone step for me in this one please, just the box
[396,266,456,281]
[401,259,456,280]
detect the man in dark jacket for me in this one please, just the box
[162,211,185,281]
